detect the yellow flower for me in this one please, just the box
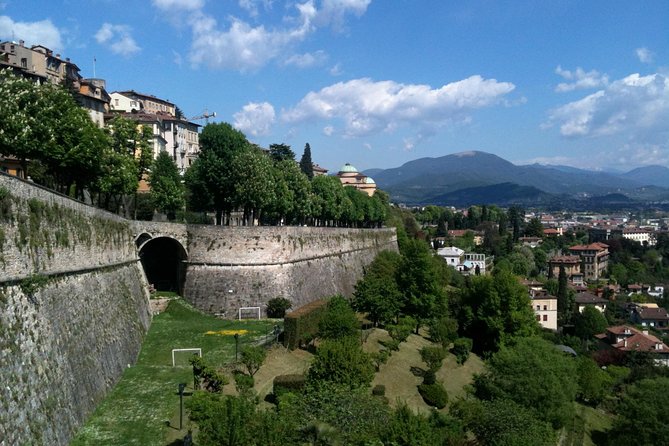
[204,329,249,336]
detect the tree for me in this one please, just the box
[148,151,185,220]
[420,346,446,372]
[574,305,608,340]
[473,337,578,428]
[239,346,267,377]
[268,143,295,162]
[397,239,445,333]
[299,142,314,179]
[352,250,403,325]
[456,270,538,354]
[575,356,613,405]
[187,122,249,224]
[307,337,374,389]
[230,146,275,225]
[525,217,544,237]
[557,264,573,325]
[453,398,556,446]
[607,377,669,446]
[311,175,346,226]
[318,295,359,340]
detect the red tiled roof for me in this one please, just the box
[549,255,580,263]
[570,242,608,251]
[575,292,608,305]
[637,307,669,321]
[601,325,669,353]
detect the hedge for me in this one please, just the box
[418,383,448,409]
[283,299,329,350]
[273,374,306,397]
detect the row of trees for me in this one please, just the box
[184,122,387,227]
[0,70,155,213]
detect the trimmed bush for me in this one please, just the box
[284,299,329,349]
[372,384,386,396]
[273,374,306,397]
[380,339,400,352]
[233,372,254,393]
[420,346,446,372]
[418,383,448,409]
[422,369,436,385]
[452,338,473,365]
[267,297,293,318]
[371,349,390,371]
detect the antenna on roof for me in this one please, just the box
[93,56,97,78]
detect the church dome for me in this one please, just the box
[364,177,376,184]
[339,163,358,173]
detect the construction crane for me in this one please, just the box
[190,109,217,124]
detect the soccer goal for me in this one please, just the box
[171,348,202,367]
[238,306,261,320]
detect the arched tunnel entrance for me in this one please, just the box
[138,236,188,294]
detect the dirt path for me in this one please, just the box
[253,344,313,399]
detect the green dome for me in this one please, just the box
[339,163,358,173]
[364,177,376,184]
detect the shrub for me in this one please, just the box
[273,374,306,397]
[422,369,436,385]
[418,383,448,409]
[318,295,360,340]
[420,346,446,372]
[372,384,386,396]
[307,337,375,389]
[284,299,329,349]
[190,356,228,392]
[428,317,458,347]
[371,349,390,371]
[452,337,473,365]
[388,323,412,344]
[234,372,255,394]
[266,297,293,318]
[240,345,267,376]
[380,339,400,352]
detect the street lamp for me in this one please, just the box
[178,383,186,430]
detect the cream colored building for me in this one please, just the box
[110,90,176,117]
[531,291,558,330]
[336,163,377,196]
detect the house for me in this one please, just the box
[548,255,584,285]
[648,285,665,298]
[569,242,609,281]
[312,163,328,176]
[575,292,608,313]
[543,228,562,237]
[111,90,176,117]
[629,303,669,329]
[458,253,491,275]
[0,40,80,85]
[437,246,464,267]
[75,78,111,128]
[519,237,542,248]
[336,163,376,196]
[531,290,558,330]
[627,284,643,295]
[596,325,669,366]
[448,229,484,246]
[622,228,656,246]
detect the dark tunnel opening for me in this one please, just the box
[138,237,187,294]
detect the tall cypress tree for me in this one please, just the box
[557,265,571,325]
[300,142,314,180]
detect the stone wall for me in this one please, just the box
[184,226,397,316]
[0,173,151,446]
[0,173,136,282]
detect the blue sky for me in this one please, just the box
[2,1,668,173]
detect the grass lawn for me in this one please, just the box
[70,299,278,446]
[561,403,613,446]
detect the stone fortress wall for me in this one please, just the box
[0,173,152,446]
[0,172,398,445]
[184,226,398,316]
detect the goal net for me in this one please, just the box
[171,348,202,367]
[238,306,261,320]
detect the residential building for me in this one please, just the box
[589,226,622,243]
[569,242,609,281]
[111,90,176,117]
[575,292,608,313]
[162,117,200,174]
[0,40,80,85]
[458,253,491,275]
[531,290,558,331]
[519,237,542,248]
[448,229,484,246]
[596,325,669,366]
[622,228,656,246]
[75,78,111,128]
[437,246,464,267]
[547,255,584,285]
[336,163,377,196]
[629,303,669,329]
[312,163,328,176]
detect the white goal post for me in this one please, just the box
[171,348,202,367]
[238,306,261,320]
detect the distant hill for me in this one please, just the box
[369,151,669,206]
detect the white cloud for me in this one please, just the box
[329,63,342,76]
[315,0,371,30]
[152,0,204,11]
[555,65,608,92]
[0,16,62,50]
[284,50,327,68]
[185,1,369,71]
[546,73,669,138]
[238,0,273,17]
[95,23,140,56]
[233,101,276,136]
[323,125,334,135]
[282,75,515,137]
[636,47,654,64]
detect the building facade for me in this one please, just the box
[336,163,377,196]
[569,243,609,281]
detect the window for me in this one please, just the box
[543,305,547,311]
[536,315,541,321]
[21,58,27,68]
[536,305,540,310]
[543,315,548,321]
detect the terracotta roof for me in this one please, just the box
[600,325,669,353]
[549,255,580,263]
[570,242,609,251]
[543,228,560,235]
[637,307,669,321]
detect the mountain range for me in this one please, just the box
[364,151,669,209]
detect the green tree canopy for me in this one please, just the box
[473,336,578,428]
[299,142,314,179]
[574,305,608,340]
[352,250,403,326]
[318,295,360,340]
[148,151,185,220]
[307,336,374,389]
[268,143,295,162]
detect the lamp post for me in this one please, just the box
[234,333,240,361]
[178,382,186,430]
